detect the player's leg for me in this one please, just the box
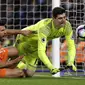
[0,68,25,78]
[14,36,38,77]
[17,54,38,77]
[24,56,38,77]
[5,68,25,78]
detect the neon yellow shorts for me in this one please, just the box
[17,53,38,71]
[15,37,38,71]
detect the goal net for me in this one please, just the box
[60,0,85,76]
[0,0,85,76]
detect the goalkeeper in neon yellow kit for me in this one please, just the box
[14,7,77,77]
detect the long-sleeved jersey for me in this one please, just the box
[15,18,76,70]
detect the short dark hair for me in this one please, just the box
[52,7,66,18]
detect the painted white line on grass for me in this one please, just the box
[34,74,85,79]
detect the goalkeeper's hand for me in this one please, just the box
[50,68,60,75]
[66,63,77,71]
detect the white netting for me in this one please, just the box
[61,0,85,29]
[0,0,52,45]
[60,0,85,76]
[0,0,52,29]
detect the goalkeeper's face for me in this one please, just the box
[53,13,66,28]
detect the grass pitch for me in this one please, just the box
[0,72,85,85]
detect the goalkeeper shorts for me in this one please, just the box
[17,54,38,71]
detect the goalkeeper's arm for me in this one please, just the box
[65,32,77,71]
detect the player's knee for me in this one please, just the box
[23,69,35,77]
[28,71,35,77]
[12,69,24,77]
[18,70,25,77]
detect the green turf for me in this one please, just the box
[0,73,85,85]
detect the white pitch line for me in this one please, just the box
[34,74,85,79]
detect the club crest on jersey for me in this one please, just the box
[42,38,46,42]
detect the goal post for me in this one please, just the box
[52,0,60,77]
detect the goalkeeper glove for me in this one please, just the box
[50,68,60,75]
[66,63,77,71]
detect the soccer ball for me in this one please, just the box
[76,25,85,40]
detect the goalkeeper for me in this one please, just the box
[0,7,77,77]
[13,7,76,77]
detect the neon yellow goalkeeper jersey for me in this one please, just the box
[15,18,76,70]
